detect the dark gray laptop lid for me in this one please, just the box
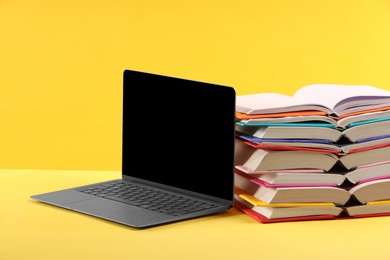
[122,70,236,203]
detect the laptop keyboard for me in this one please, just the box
[76,180,219,216]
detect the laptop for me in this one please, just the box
[31,69,236,228]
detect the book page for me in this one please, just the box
[293,84,390,112]
[349,179,390,204]
[242,149,269,171]
[236,92,330,114]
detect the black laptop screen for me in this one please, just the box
[122,70,235,201]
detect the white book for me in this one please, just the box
[234,173,351,205]
[235,124,342,142]
[235,173,390,207]
[237,84,390,118]
[235,165,346,186]
[242,148,339,171]
[345,161,390,184]
[293,84,390,116]
[349,179,390,204]
[345,202,390,217]
[234,194,343,219]
[237,161,390,186]
[236,137,390,171]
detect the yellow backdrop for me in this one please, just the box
[1,0,390,170]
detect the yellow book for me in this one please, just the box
[234,194,342,220]
[236,189,335,207]
[345,200,390,217]
[367,200,390,205]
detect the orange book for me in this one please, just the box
[236,84,390,129]
[236,110,327,120]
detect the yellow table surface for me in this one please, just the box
[2,169,390,260]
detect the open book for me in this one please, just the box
[235,160,390,186]
[234,84,390,223]
[237,84,390,119]
[344,200,390,217]
[236,109,390,129]
[234,195,390,222]
[235,124,343,142]
[236,121,390,144]
[238,135,390,156]
[234,194,344,220]
[236,138,390,172]
[235,173,351,205]
[234,194,343,220]
[234,173,390,221]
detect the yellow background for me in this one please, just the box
[3,2,390,259]
[2,0,390,170]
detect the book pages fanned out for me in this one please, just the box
[234,84,390,222]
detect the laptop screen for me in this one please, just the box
[122,70,235,202]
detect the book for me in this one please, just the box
[237,138,390,171]
[235,124,342,142]
[345,200,390,217]
[234,137,258,166]
[235,176,390,222]
[236,110,390,129]
[236,120,390,144]
[339,145,390,170]
[235,166,346,186]
[344,161,390,184]
[234,194,343,219]
[237,135,342,154]
[237,84,390,118]
[236,113,339,128]
[241,148,338,171]
[341,120,390,142]
[236,188,335,207]
[234,197,390,223]
[235,172,390,205]
[348,178,390,204]
[236,160,390,186]
[240,135,390,155]
[234,84,390,222]
[234,173,351,205]
[234,199,339,223]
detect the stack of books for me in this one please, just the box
[234,84,390,223]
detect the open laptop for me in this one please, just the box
[31,69,236,228]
